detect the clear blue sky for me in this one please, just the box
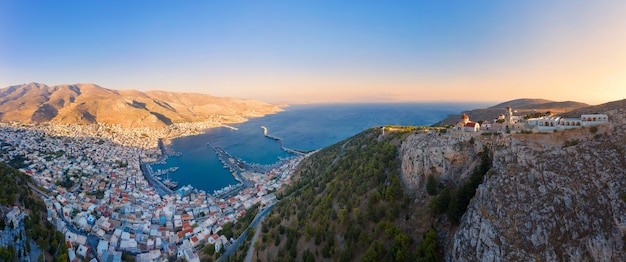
[1,1,625,104]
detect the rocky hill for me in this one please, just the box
[0,83,282,128]
[489,98,588,110]
[559,99,626,118]
[434,98,589,126]
[404,100,625,261]
[242,99,624,261]
[448,105,625,261]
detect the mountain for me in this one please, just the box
[434,98,589,126]
[558,98,626,118]
[240,100,625,261]
[489,98,587,110]
[0,83,282,128]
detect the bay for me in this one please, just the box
[151,102,488,193]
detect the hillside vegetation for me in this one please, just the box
[248,127,440,261]
[0,162,68,261]
[247,99,625,261]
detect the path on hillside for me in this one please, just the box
[217,203,275,262]
[331,140,351,166]
[244,217,264,261]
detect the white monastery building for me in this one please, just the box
[449,105,608,135]
[526,114,608,131]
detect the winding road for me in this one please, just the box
[217,203,275,262]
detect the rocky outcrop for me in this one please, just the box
[448,108,626,261]
[400,133,481,191]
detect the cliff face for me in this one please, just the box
[400,133,479,192]
[400,108,625,261]
[449,108,626,261]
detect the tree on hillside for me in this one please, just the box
[426,174,437,196]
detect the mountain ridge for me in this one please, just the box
[489,98,588,110]
[0,82,283,128]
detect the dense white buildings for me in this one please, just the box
[0,122,302,261]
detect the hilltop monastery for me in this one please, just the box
[451,106,608,135]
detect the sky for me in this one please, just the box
[1,1,625,104]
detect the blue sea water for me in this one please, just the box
[151,103,488,193]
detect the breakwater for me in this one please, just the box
[260,126,305,156]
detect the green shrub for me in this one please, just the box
[415,229,439,262]
[562,139,580,148]
[426,175,437,196]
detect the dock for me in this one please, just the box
[211,146,255,188]
[210,144,294,192]
[220,124,239,130]
[140,162,174,197]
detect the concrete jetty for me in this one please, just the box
[212,146,254,188]
[260,126,305,156]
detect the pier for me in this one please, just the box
[210,144,295,191]
[140,162,174,197]
[260,126,305,156]
[220,124,239,131]
[142,138,181,197]
[212,146,255,188]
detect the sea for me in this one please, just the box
[150,103,489,193]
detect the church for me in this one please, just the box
[454,114,481,132]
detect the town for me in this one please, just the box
[0,121,303,262]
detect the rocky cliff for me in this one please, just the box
[448,107,625,261]
[400,133,486,192]
[400,106,626,260]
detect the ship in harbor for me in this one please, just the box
[163,179,178,189]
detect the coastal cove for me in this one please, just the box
[151,103,489,193]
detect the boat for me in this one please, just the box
[163,179,178,189]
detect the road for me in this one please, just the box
[140,162,173,196]
[244,216,264,261]
[27,183,100,259]
[331,139,352,166]
[217,203,275,262]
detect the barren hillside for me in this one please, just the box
[0,83,282,128]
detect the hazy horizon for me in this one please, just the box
[2,1,625,105]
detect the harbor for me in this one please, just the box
[146,124,305,200]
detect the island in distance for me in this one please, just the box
[0,82,283,128]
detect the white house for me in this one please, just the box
[527,114,608,131]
